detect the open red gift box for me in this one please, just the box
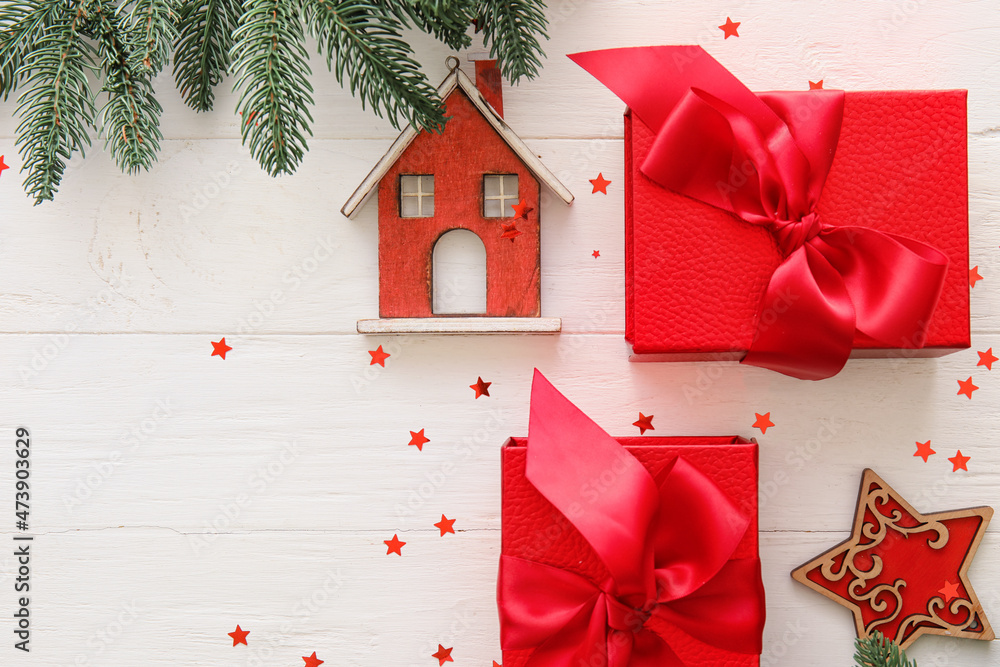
[573,47,970,379]
[498,372,763,667]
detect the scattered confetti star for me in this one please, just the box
[470,377,492,398]
[408,429,430,451]
[303,652,325,667]
[211,338,232,360]
[949,450,970,472]
[494,662,502,667]
[384,534,406,555]
[632,412,654,434]
[957,377,978,399]
[0,155,8,177]
[500,221,522,241]
[969,266,983,288]
[719,16,740,38]
[914,440,936,463]
[592,250,601,258]
[368,345,390,367]
[511,199,534,220]
[939,580,962,603]
[752,412,775,434]
[589,172,611,194]
[228,625,250,646]
[809,80,824,90]
[977,348,998,370]
[432,645,454,665]
[434,514,456,536]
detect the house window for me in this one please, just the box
[483,174,519,217]
[400,175,434,217]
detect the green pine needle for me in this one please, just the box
[118,0,181,76]
[173,0,241,111]
[378,0,476,51]
[854,632,917,667]
[0,2,52,102]
[230,0,315,176]
[477,0,548,83]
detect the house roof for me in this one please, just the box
[341,66,575,219]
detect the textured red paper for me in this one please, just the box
[501,436,759,667]
[625,90,969,360]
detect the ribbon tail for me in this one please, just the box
[742,244,856,380]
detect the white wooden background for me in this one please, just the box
[0,1,998,665]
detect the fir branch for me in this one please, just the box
[300,0,446,133]
[377,0,475,51]
[0,2,52,102]
[477,0,548,83]
[854,632,917,667]
[230,0,314,176]
[118,0,181,75]
[173,0,241,111]
[89,0,164,174]
[14,0,96,204]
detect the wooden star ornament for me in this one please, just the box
[791,469,994,649]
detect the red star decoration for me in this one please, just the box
[500,221,522,242]
[939,580,962,603]
[432,645,454,665]
[211,338,232,360]
[434,514,456,536]
[977,348,998,370]
[969,266,983,288]
[592,250,600,258]
[470,377,491,398]
[0,155,8,177]
[719,17,740,38]
[809,80,824,90]
[791,469,994,649]
[914,440,936,463]
[408,429,429,451]
[384,534,406,555]
[632,412,654,434]
[228,625,249,646]
[949,450,971,472]
[369,345,390,366]
[494,662,502,667]
[957,377,978,399]
[589,173,611,194]
[511,199,533,220]
[303,652,324,667]
[752,412,775,434]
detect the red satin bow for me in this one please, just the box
[498,371,765,666]
[570,46,949,380]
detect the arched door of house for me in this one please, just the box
[432,229,487,315]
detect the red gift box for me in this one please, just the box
[498,371,763,667]
[572,46,970,379]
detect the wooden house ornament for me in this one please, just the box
[342,57,574,334]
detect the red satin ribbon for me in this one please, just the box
[498,370,765,666]
[569,46,949,380]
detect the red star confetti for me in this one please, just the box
[592,250,601,258]
[632,412,654,434]
[949,450,970,472]
[939,580,962,603]
[0,155,8,177]
[368,345,390,367]
[384,534,406,555]
[470,377,491,398]
[408,429,429,451]
[753,412,774,434]
[589,172,611,194]
[228,625,249,646]
[303,652,324,667]
[809,80,824,90]
[914,440,936,463]
[500,221,522,242]
[432,645,454,665]
[511,199,533,220]
[719,17,740,38]
[969,266,983,288]
[957,377,978,399]
[977,348,998,370]
[494,662,502,667]
[211,338,232,360]
[434,514,456,536]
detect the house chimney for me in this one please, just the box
[469,53,503,118]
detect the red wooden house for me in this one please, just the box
[342,58,573,333]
